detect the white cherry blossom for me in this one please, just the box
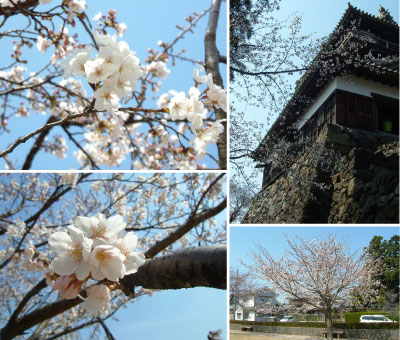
[74,214,127,246]
[148,61,170,79]
[113,232,146,275]
[84,58,115,84]
[193,68,207,84]
[83,284,110,316]
[168,92,189,120]
[48,226,93,280]
[206,74,227,112]
[36,36,50,53]
[89,245,126,282]
[93,85,120,113]
[193,120,225,158]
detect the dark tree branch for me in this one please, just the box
[122,245,226,291]
[144,197,226,258]
[22,116,57,170]
[96,317,116,340]
[0,101,95,161]
[204,0,226,170]
[230,65,317,76]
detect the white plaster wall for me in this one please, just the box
[235,306,243,320]
[246,311,255,321]
[296,76,399,130]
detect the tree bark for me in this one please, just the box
[121,245,226,291]
[204,0,227,170]
[1,246,226,339]
[325,310,334,340]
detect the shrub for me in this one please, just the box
[230,320,399,330]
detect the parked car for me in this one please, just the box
[280,316,295,322]
[360,315,397,323]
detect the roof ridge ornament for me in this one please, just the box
[378,5,396,24]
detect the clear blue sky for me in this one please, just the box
[230,226,399,274]
[0,0,227,169]
[105,287,226,340]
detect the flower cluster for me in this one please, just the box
[161,68,226,158]
[61,31,143,115]
[48,213,145,315]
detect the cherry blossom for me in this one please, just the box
[48,226,93,280]
[113,232,146,275]
[193,120,225,158]
[74,214,126,246]
[147,60,170,79]
[83,284,111,316]
[53,274,83,299]
[89,245,126,282]
[206,74,227,112]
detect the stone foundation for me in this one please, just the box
[243,124,399,224]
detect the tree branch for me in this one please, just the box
[204,0,226,170]
[0,101,95,161]
[230,65,316,76]
[22,116,57,170]
[144,197,226,258]
[121,245,226,291]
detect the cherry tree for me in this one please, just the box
[0,0,227,170]
[0,173,226,339]
[244,234,379,340]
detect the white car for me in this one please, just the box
[360,315,397,323]
[280,316,295,322]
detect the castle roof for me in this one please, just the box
[252,3,399,162]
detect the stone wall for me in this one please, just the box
[243,124,399,224]
[230,322,400,340]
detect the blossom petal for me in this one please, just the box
[48,232,72,253]
[101,256,125,282]
[81,237,93,260]
[90,264,105,281]
[52,255,77,276]
[68,225,84,243]
[76,260,91,280]
[123,232,138,252]
[74,216,93,236]
[105,215,126,235]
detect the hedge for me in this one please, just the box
[344,311,399,323]
[230,320,399,330]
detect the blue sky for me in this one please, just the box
[0,0,227,169]
[105,287,226,340]
[230,226,399,275]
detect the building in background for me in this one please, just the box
[244,4,399,224]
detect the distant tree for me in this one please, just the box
[229,181,252,223]
[245,234,378,340]
[229,268,253,308]
[363,235,399,309]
